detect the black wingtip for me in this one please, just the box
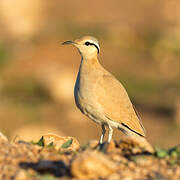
[120,123,145,137]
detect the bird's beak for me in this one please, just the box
[62,41,75,45]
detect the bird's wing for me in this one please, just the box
[132,104,146,134]
[97,73,146,137]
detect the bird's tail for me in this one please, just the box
[127,136,154,153]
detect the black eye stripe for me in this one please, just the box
[84,41,100,54]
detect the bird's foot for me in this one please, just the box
[95,141,109,152]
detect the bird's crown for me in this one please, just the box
[75,36,100,54]
[62,36,100,59]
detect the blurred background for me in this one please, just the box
[0,0,179,147]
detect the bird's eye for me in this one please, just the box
[85,42,90,46]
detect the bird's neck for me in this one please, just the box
[79,56,101,74]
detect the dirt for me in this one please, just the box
[0,132,179,180]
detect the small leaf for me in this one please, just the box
[169,159,177,165]
[47,142,54,148]
[129,156,137,162]
[170,151,178,158]
[37,136,44,147]
[61,139,73,148]
[30,141,37,145]
[30,137,44,147]
[41,174,56,180]
[168,145,180,158]
[155,148,168,158]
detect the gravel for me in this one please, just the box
[0,133,179,180]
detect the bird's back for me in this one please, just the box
[96,71,145,137]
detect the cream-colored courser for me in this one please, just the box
[62,36,147,144]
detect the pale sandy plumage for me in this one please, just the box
[62,36,153,151]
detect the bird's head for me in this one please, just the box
[62,36,100,59]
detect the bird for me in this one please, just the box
[62,36,148,145]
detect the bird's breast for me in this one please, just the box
[74,69,103,119]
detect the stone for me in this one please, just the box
[0,132,8,142]
[42,134,80,151]
[71,150,117,179]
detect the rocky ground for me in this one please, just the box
[0,132,179,180]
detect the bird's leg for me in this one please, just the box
[108,125,113,143]
[99,124,106,144]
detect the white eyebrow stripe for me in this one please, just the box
[86,40,100,52]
